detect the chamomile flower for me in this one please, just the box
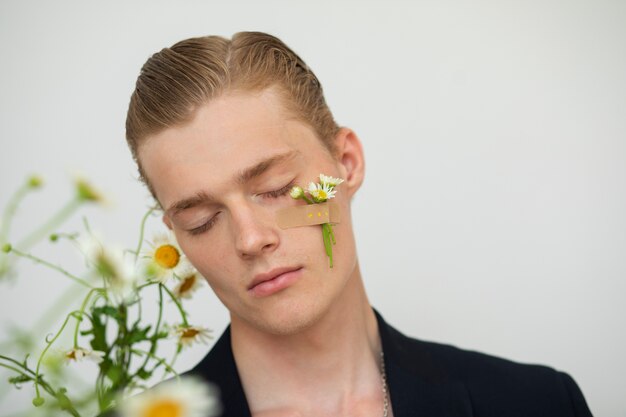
[65,347,105,364]
[118,376,221,417]
[143,234,190,284]
[173,271,204,299]
[307,182,336,202]
[171,325,212,347]
[82,237,137,302]
[319,174,344,187]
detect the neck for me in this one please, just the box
[230,263,383,415]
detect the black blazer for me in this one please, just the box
[189,310,593,416]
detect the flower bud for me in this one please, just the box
[27,175,44,189]
[289,186,304,199]
[1,243,11,253]
[75,179,102,203]
[32,396,45,407]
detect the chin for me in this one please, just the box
[239,296,331,336]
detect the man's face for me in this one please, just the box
[139,88,361,335]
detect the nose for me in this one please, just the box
[231,202,279,259]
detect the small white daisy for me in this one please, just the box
[307,182,336,202]
[142,234,190,284]
[118,376,221,417]
[171,325,213,348]
[65,347,105,364]
[319,174,344,187]
[173,271,204,300]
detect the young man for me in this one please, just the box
[126,32,592,416]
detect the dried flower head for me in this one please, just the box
[171,325,212,347]
[65,347,105,364]
[173,271,204,299]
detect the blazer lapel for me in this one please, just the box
[376,310,474,417]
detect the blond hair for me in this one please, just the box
[126,31,340,189]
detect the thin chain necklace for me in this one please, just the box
[380,350,389,417]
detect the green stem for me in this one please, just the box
[1,355,81,417]
[161,348,181,380]
[73,289,100,348]
[134,207,156,263]
[33,285,86,335]
[0,182,32,245]
[130,348,180,381]
[0,183,34,276]
[0,355,37,377]
[16,198,83,251]
[0,362,29,377]
[322,224,333,268]
[9,248,93,289]
[161,285,189,326]
[133,284,164,378]
[35,311,81,398]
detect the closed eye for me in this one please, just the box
[262,180,295,199]
[187,181,295,236]
[188,213,220,236]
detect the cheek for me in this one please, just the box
[176,234,234,277]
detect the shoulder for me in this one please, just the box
[378,312,593,416]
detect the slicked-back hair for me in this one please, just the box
[126,31,340,195]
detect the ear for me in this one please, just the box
[333,127,365,198]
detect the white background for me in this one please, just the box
[1,1,625,415]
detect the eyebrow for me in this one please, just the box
[165,150,300,217]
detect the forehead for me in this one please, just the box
[138,88,325,206]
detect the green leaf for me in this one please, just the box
[9,375,30,385]
[136,369,152,380]
[92,306,121,320]
[106,364,124,385]
[90,312,108,352]
[126,325,152,344]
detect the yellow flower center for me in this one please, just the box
[143,399,183,417]
[317,190,327,200]
[178,275,197,295]
[181,328,199,338]
[154,245,180,269]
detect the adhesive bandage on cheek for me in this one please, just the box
[278,173,345,268]
[275,202,341,229]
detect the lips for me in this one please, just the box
[248,266,303,297]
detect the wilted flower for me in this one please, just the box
[143,234,190,284]
[173,271,204,299]
[171,325,212,347]
[118,376,221,417]
[65,347,105,364]
[82,237,137,301]
[75,178,104,203]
